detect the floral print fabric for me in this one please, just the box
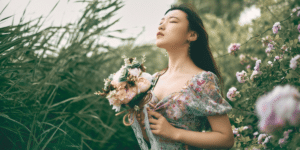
[131,70,233,150]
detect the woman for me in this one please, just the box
[133,3,234,150]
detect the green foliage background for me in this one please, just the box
[1,0,300,149]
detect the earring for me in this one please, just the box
[165,51,168,57]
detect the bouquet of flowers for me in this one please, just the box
[95,55,154,126]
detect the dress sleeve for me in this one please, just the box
[186,71,232,116]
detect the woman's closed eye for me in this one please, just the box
[159,21,177,25]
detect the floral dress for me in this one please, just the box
[130,70,233,150]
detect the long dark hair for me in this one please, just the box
[161,3,225,97]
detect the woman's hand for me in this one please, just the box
[147,107,178,141]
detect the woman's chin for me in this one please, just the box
[155,41,166,48]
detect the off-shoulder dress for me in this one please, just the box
[130,70,233,150]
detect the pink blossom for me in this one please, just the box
[254,59,261,71]
[246,64,251,69]
[250,70,262,80]
[272,22,281,34]
[136,77,151,93]
[232,128,238,135]
[227,87,241,101]
[298,11,300,17]
[236,70,248,83]
[278,138,288,148]
[255,84,300,134]
[251,56,258,61]
[274,56,280,61]
[239,54,249,65]
[298,24,300,33]
[265,47,271,56]
[228,43,241,55]
[268,43,275,49]
[283,129,293,139]
[281,45,289,53]
[261,35,272,47]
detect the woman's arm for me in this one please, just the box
[174,114,234,149]
[175,129,233,149]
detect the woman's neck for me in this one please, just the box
[165,47,196,76]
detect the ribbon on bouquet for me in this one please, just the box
[115,87,153,126]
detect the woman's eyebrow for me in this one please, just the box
[161,16,180,20]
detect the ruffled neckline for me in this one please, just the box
[149,70,208,110]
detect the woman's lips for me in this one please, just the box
[157,32,164,36]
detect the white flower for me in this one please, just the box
[253,131,259,136]
[128,68,141,77]
[243,126,249,130]
[250,70,262,80]
[227,43,241,55]
[258,134,267,144]
[255,84,300,134]
[254,59,261,71]
[236,70,248,83]
[263,136,271,144]
[272,22,281,34]
[112,104,121,112]
[290,54,300,70]
[140,72,153,83]
[267,61,273,67]
[239,54,246,60]
[113,67,125,82]
[227,87,241,101]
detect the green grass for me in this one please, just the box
[0,0,168,149]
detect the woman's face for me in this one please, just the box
[156,10,191,50]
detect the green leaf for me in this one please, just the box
[0,113,30,132]
[285,70,300,79]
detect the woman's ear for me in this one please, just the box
[189,31,198,42]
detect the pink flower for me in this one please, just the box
[239,54,248,64]
[228,43,241,55]
[254,59,261,71]
[278,138,288,148]
[272,22,281,34]
[136,77,151,93]
[246,64,251,69]
[268,43,275,49]
[298,24,300,33]
[255,84,300,134]
[250,70,262,81]
[236,70,248,83]
[265,47,271,56]
[283,129,293,139]
[281,45,289,53]
[227,87,241,101]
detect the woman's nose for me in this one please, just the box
[158,22,165,30]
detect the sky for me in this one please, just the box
[0,0,261,49]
